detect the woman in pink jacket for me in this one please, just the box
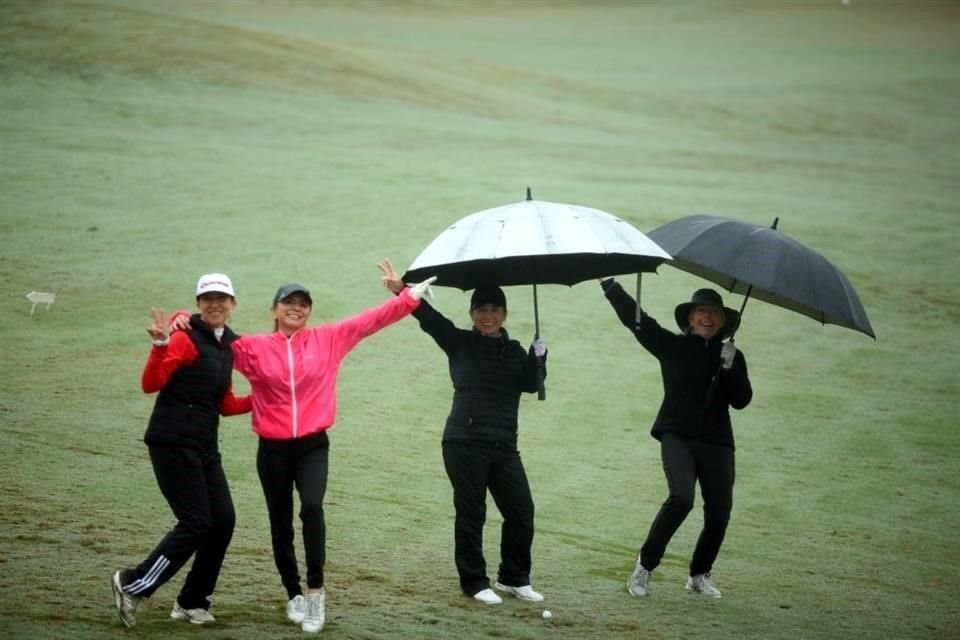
[227,272,433,634]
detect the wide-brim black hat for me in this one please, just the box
[674,288,740,338]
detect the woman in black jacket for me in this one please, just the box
[380,260,546,606]
[600,278,752,599]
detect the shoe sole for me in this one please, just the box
[111,572,135,628]
[626,584,649,597]
[685,587,722,598]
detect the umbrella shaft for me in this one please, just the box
[533,284,540,338]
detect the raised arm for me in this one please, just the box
[378,258,461,354]
[600,277,672,358]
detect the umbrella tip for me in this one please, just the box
[526,186,532,201]
[771,216,780,230]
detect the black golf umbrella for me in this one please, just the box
[403,188,672,399]
[647,214,875,339]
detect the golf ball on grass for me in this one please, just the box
[542,610,553,619]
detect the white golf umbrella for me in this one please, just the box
[403,188,671,399]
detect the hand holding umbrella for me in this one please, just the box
[720,340,737,371]
[647,214,875,411]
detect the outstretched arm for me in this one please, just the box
[377,258,461,354]
[328,259,433,359]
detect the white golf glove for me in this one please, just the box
[532,338,547,357]
[410,276,437,301]
[720,340,737,370]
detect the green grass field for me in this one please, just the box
[2,1,959,638]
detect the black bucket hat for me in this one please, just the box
[273,283,312,306]
[470,286,507,310]
[674,288,740,337]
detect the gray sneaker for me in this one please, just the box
[111,570,141,627]
[627,561,651,597]
[171,601,217,624]
[287,594,306,624]
[302,591,325,634]
[685,573,722,598]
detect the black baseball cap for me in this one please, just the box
[470,286,506,310]
[273,283,312,306]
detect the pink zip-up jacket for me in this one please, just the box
[231,288,420,440]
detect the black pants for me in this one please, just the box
[442,440,535,596]
[124,446,235,610]
[640,433,735,576]
[256,432,329,599]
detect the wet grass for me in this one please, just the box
[1,1,958,638]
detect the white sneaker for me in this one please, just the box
[287,594,306,624]
[685,573,722,598]
[111,570,141,628]
[171,602,217,624]
[627,561,651,597]
[472,588,503,605]
[301,591,325,633]
[493,582,544,602]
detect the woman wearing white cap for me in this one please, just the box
[111,273,251,628]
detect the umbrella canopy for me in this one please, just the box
[647,214,875,339]
[402,192,671,289]
[403,190,671,401]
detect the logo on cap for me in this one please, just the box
[196,273,235,298]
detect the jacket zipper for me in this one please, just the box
[285,338,298,438]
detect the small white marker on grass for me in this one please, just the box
[26,291,56,316]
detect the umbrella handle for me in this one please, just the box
[532,283,545,400]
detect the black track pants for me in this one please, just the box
[124,446,235,610]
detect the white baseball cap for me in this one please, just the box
[196,273,235,298]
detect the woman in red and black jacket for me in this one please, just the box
[111,273,250,628]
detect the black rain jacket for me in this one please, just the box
[603,280,752,448]
[412,302,542,447]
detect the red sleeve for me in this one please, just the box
[140,332,199,393]
[220,378,252,416]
